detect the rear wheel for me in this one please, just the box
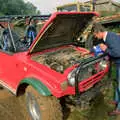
[19,86,63,120]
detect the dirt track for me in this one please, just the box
[0,88,120,120]
[0,89,25,120]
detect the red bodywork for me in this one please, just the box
[0,12,109,98]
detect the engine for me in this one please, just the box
[32,46,90,73]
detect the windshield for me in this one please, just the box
[0,15,50,53]
[57,3,92,12]
[57,5,77,12]
[13,16,48,44]
[80,5,91,11]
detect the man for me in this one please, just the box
[83,23,120,115]
[24,19,37,47]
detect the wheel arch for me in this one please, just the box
[16,78,51,96]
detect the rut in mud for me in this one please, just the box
[0,80,120,120]
[0,89,25,120]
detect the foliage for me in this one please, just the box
[0,0,40,15]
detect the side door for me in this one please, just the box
[0,51,18,88]
[0,50,27,93]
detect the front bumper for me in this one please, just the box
[74,53,109,104]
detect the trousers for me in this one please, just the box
[114,64,120,110]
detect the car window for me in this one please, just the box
[0,16,49,53]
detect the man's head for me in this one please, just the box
[92,23,106,39]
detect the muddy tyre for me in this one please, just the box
[19,86,63,120]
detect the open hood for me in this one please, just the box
[29,12,99,54]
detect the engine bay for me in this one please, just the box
[32,46,91,73]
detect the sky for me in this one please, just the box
[24,0,90,14]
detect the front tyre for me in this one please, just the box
[24,86,63,120]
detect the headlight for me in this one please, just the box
[99,60,107,70]
[67,69,76,86]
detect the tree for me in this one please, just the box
[25,2,40,15]
[0,0,40,15]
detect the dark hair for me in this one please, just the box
[92,22,105,33]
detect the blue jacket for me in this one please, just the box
[105,32,120,64]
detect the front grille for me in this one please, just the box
[75,54,108,100]
[78,64,97,82]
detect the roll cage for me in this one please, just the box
[0,15,51,53]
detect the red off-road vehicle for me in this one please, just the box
[0,12,109,120]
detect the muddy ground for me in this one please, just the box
[0,85,120,120]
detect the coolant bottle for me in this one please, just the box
[93,45,104,56]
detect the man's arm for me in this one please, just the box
[100,43,120,57]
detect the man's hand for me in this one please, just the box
[99,43,107,51]
[81,50,90,57]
